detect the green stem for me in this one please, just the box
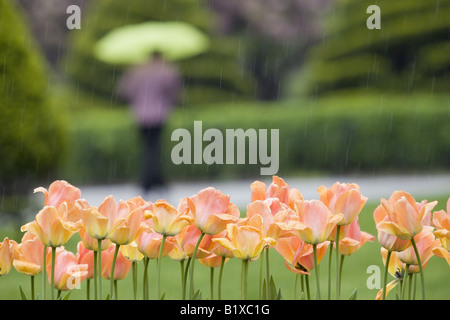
[51,246,56,300]
[114,280,118,299]
[30,275,35,301]
[189,232,205,298]
[57,290,61,299]
[327,241,333,300]
[97,239,102,299]
[382,250,392,300]
[210,267,214,300]
[42,245,47,300]
[259,252,264,299]
[401,264,410,300]
[86,279,90,300]
[305,274,311,300]
[157,234,167,299]
[335,225,341,300]
[218,257,225,300]
[143,257,150,300]
[93,250,98,300]
[410,237,425,300]
[180,260,186,300]
[339,255,345,295]
[109,244,120,300]
[241,259,249,300]
[293,274,298,300]
[265,247,271,300]
[183,257,192,300]
[313,244,321,300]
[408,274,413,300]
[300,274,305,299]
[412,273,417,300]
[132,261,137,300]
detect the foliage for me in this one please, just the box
[0,0,67,193]
[296,0,450,96]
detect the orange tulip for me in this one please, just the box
[101,244,132,280]
[373,202,411,252]
[184,187,240,235]
[318,182,367,225]
[145,200,193,236]
[168,225,212,261]
[199,253,224,269]
[34,180,81,207]
[46,247,89,291]
[78,225,112,252]
[376,191,437,240]
[136,230,176,259]
[396,226,441,267]
[276,235,329,275]
[246,198,294,240]
[13,233,43,276]
[0,237,18,276]
[212,215,276,261]
[432,197,450,252]
[76,241,96,280]
[21,203,81,247]
[291,200,343,245]
[337,219,374,256]
[250,175,303,210]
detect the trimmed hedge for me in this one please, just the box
[60,93,450,184]
[0,0,66,193]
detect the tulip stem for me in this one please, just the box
[401,264,410,300]
[30,275,35,300]
[42,245,47,300]
[294,274,298,299]
[180,260,186,300]
[143,257,150,300]
[218,256,225,300]
[183,257,191,300]
[210,267,214,300]
[382,250,392,300]
[93,250,98,300]
[265,247,271,299]
[259,252,264,299]
[97,239,103,299]
[86,279,90,300]
[109,244,120,300]
[305,274,311,300]
[412,273,417,300]
[241,259,249,300]
[157,234,167,299]
[300,274,305,299]
[335,225,341,300]
[327,241,333,300]
[132,261,137,300]
[410,237,425,300]
[51,246,56,300]
[313,244,321,300]
[408,273,413,300]
[189,232,205,299]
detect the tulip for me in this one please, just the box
[338,219,374,256]
[250,175,303,210]
[34,180,81,207]
[397,226,441,268]
[375,249,404,300]
[13,233,43,276]
[432,198,450,264]
[0,237,18,277]
[121,241,144,299]
[46,247,88,293]
[101,244,132,299]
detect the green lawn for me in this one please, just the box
[0,194,448,300]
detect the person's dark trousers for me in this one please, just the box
[139,125,164,192]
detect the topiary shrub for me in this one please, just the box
[0,0,67,194]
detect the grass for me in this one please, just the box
[0,194,448,300]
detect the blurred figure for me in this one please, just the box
[117,51,181,194]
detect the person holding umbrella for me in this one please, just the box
[116,51,181,194]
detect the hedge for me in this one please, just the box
[59,93,450,184]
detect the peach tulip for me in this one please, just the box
[101,244,132,280]
[46,247,89,291]
[318,182,367,225]
[78,225,112,252]
[136,230,176,259]
[120,241,144,262]
[376,191,437,240]
[0,237,18,276]
[34,180,81,207]
[145,200,193,236]
[246,198,294,240]
[373,202,411,252]
[76,242,96,279]
[199,253,224,269]
[250,175,303,210]
[375,248,404,300]
[276,235,329,275]
[13,233,43,276]
[432,197,450,251]
[213,215,277,261]
[396,226,441,267]
[168,225,212,261]
[184,187,240,235]
[338,219,374,256]
[291,200,343,245]
[21,202,81,247]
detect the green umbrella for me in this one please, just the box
[94,21,210,64]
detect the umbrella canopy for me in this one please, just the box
[94,21,210,64]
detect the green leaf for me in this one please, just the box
[261,280,267,300]
[269,276,277,300]
[62,291,72,300]
[160,292,166,300]
[275,288,283,300]
[192,289,202,300]
[348,288,358,300]
[19,286,27,300]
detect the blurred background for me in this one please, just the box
[1,0,450,215]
